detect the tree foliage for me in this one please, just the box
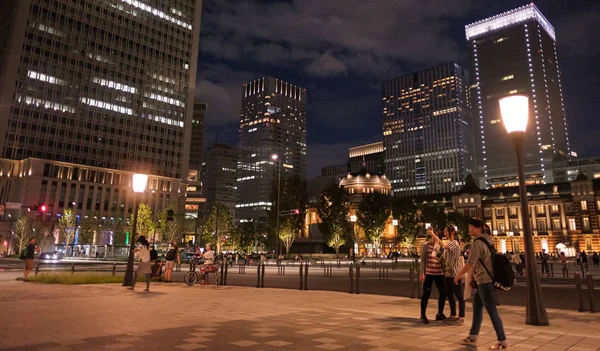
[447,211,472,243]
[78,212,101,245]
[129,203,154,238]
[12,216,31,255]
[392,197,418,246]
[268,175,307,254]
[31,220,55,252]
[202,203,234,253]
[316,184,351,257]
[58,209,77,254]
[357,192,391,253]
[279,220,298,256]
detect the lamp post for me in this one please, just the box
[350,214,357,262]
[123,173,148,287]
[499,94,549,326]
[272,154,282,260]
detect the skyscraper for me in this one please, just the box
[188,100,207,180]
[236,77,307,223]
[203,143,238,217]
[0,0,203,221]
[383,63,474,196]
[466,3,570,188]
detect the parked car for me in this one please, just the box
[38,252,62,260]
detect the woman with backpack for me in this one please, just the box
[431,224,465,324]
[164,241,180,283]
[128,235,152,292]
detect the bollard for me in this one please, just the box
[337,260,341,269]
[550,263,554,277]
[71,264,75,274]
[409,266,415,298]
[324,266,332,277]
[261,263,265,288]
[257,264,261,288]
[239,265,245,274]
[349,264,354,294]
[356,264,361,294]
[587,274,595,313]
[278,265,286,275]
[35,262,40,276]
[299,263,304,290]
[372,261,376,270]
[223,262,228,286]
[575,272,586,312]
[303,262,308,290]
[112,263,117,276]
[321,260,324,268]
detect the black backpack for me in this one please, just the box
[165,249,177,261]
[474,237,515,291]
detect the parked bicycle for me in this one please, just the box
[184,254,220,286]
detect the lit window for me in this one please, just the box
[581,201,588,211]
[496,208,504,217]
[568,218,577,231]
[92,77,136,94]
[28,71,65,86]
[501,75,515,81]
[551,205,559,213]
[583,217,591,231]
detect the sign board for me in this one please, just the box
[4,202,21,210]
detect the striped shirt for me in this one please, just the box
[425,243,443,275]
[444,240,462,277]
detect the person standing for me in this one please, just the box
[581,250,588,270]
[540,250,550,277]
[419,228,446,324]
[21,238,38,282]
[592,252,599,266]
[164,242,180,283]
[455,218,508,349]
[511,252,522,276]
[128,236,152,292]
[431,224,465,324]
[560,252,568,278]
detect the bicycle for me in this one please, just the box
[184,257,220,286]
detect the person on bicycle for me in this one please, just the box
[200,243,215,284]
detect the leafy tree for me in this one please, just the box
[202,203,234,253]
[392,197,418,247]
[316,184,351,258]
[162,217,186,245]
[357,192,391,254]
[12,216,31,255]
[57,209,77,255]
[267,175,307,255]
[31,220,55,252]
[129,203,154,238]
[235,222,258,253]
[420,206,448,232]
[447,211,472,243]
[78,213,101,246]
[279,219,298,257]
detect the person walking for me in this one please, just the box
[128,236,152,292]
[431,224,465,324]
[455,218,508,349]
[540,250,550,277]
[581,250,588,270]
[592,252,599,266]
[164,241,180,283]
[21,238,38,282]
[559,252,568,278]
[419,227,446,324]
[511,252,522,276]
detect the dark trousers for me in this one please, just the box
[445,277,465,318]
[541,262,549,275]
[421,274,445,316]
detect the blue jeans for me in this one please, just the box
[469,282,506,342]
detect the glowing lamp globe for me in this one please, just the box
[132,174,148,193]
[499,95,529,134]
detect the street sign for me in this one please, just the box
[5,202,21,210]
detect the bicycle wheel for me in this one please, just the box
[184,271,198,286]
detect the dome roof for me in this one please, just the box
[575,173,589,181]
[339,168,392,193]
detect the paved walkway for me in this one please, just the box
[1,280,599,351]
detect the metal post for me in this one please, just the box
[123,193,139,287]
[513,133,549,326]
[299,263,304,290]
[223,261,228,286]
[35,263,40,276]
[275,158,281,259]
[303,262,308,290]
[261,263,265,288]
[349,264,354,294]
[355,264,360,294]
[550,263,554,277]
[112,263,117,276]
[575,272,585,312]
[257,264,261,288]
[409,266,415,298]
[587,274,595,313]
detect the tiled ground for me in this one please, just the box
[1,280,599,351]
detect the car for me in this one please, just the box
[39,252,62,260]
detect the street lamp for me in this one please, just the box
[123,173,148,287]
[272,154,282,260]
[350,214,357,262]
[499,94,549,326]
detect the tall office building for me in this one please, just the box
[383,62,474,196]
[236,77,307,223]
[184,100,207,234]
[348,142,384,174]
[203,143,238,216]
[466,3,571,188]
[0,0,203,223]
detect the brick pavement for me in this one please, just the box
[0,280,599,351]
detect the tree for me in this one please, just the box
[357,192,391,255]
[129,203,154,238]
[31,220,55,252]
[447,211,472,243]
[78,213,101,247]
[316,184,351,258]
[12,216,31,256]
[57,209,76,255]
[202,203,234,253]
[420,206,448,232]
[161,217,186,246]
[279,219,298,256]
[235,222,258,253]
[392,197,419,249]
[267,175,307,255]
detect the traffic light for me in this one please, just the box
[166,209,174,221]
[40,204,47,212]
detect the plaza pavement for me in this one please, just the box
[1,280,600,351]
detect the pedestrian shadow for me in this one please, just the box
[129,291,168,297]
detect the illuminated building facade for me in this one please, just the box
[0,0,203,245]
[383,63,474,196]
[204,143,238,217]
[466,3,571,189]
[236,77,307,223]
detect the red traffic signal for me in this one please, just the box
[293,209,300,215]
[40,204,47,212]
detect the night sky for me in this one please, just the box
[195,0,600,178]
